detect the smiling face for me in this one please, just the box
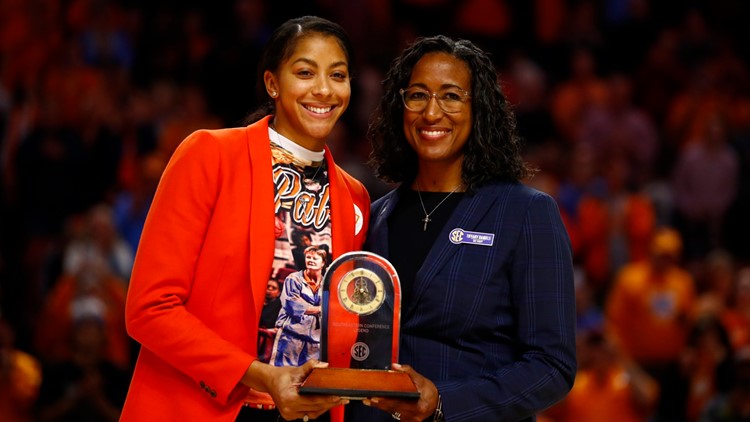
[265,34,351,151]
[403,52,473,172]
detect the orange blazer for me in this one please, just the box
[121,116,370,421]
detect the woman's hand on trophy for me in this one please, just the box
[363,363,440,422]
[243,359,348,421]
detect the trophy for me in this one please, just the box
[298,251,419,399]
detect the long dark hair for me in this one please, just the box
[368,35,533,190]
[245,16,355,124]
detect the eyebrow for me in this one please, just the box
[407,82,468,91]
[292,57,349,70]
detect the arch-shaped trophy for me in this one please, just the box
[298,251,419,399]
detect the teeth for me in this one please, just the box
[305,105,332,114]
[421,129,448,136]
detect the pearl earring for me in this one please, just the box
[270,91,277,98]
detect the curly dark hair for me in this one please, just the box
[245,16,355,124]
[368,35,533,190]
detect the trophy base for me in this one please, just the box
[298,368,420,400]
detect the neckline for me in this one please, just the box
[268,126,325,163]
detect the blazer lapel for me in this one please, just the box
[246,116,277,319]
[367,188,400,256]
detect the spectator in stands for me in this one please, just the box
[36,314,130,422]
[34,255,129,369]
[543,329,659,422]
[681,316,734,422]
[63,203,133,283]
[606,227,696,422]
[671,112,739,262]
[720,267,750,352]
[699,346,750,422]
[577,151,656,296]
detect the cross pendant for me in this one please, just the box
[422,215,431,231]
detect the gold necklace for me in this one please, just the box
[416,181,463,231]
[304,162,324,184]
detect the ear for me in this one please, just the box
[264,70,279,98]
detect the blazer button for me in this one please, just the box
[199,380,214,395]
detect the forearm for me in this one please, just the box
[240,360,273,392]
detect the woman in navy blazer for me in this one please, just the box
[347,36,577,421]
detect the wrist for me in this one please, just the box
[241,360,272,392]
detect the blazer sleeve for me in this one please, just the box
[125,130,255,405]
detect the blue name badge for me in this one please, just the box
[449,228,495,246]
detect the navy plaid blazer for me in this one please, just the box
[347,182,577,421]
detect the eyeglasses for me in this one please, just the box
[399,87,471,114]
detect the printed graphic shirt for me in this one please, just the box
[245,127,332,408]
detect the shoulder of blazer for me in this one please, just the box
[175,116,271,152]
[476,181,552,202]
[469,182,556,220]
[169,118,273,181]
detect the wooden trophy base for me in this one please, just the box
[298,368,420,400]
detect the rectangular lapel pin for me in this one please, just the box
[449,228,495,247]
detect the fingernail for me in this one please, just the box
[363,399,371,406]
[371,398,380,404]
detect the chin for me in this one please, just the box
[305,125,337,141]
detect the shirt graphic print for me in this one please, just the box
[245,130,332,408]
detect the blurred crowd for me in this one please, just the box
[2,0,750,421]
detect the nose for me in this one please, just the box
[422,95,443,121]
[312,75,331,97]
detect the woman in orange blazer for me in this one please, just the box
[121,17,369,422]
